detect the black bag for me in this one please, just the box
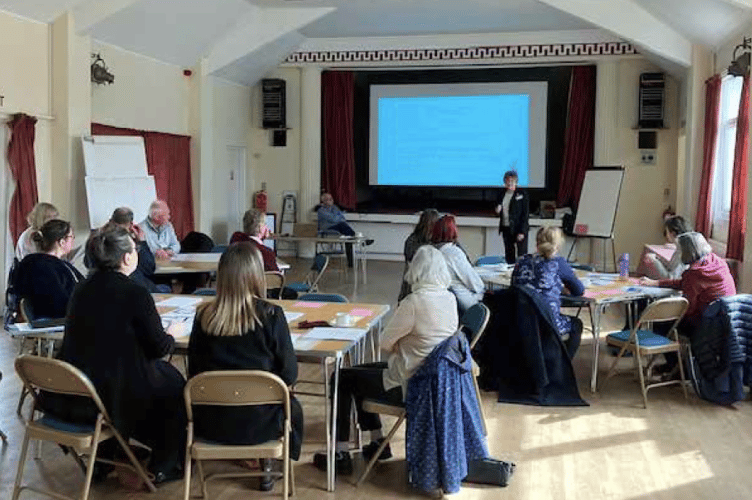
[562,212,575,236]
[4,258,20,328]
[463,458,516,487]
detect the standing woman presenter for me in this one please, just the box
[495,170,529,264]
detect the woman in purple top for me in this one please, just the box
[512,226,585,358]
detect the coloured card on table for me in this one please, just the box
[349,308,373,317]
[293,301,325,308]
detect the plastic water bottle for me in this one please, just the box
[618,253,630,279]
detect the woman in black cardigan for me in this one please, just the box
[188,242,303,491]
[495,170,529,265]
[46,226,186,484]
[15,219,83,319]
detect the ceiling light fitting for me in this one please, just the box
[728,37,751,77]
[91,53,114,85]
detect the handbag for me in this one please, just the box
[463,458,516,487]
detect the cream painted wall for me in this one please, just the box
[0,11,53,202]
[594,58,679,270]
[210,77,252,243]
[250,67,302,223]
[90,41,190,135]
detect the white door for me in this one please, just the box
[226,146,247,242]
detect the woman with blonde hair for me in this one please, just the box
[512,226,585,358]
[15,202,59,260]
[187,242,302,491]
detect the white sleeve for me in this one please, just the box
[380,297,416,353]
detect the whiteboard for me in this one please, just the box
[84,176,156,229]
[81,136,148,177]
[573,167,624,238]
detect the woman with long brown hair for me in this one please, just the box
[398,208,440,301]
[187,242,302,491]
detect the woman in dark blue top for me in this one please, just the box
[512,226,585,358]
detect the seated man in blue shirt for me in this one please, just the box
[316,192,356,267]
[139,200,181,260]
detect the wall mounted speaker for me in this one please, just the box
[262,78,286,130]
[638,72,665,129]
[272,130,287,147]
[638,130,657,150]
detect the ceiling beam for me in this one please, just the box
[73,0,143,33]
[206,6,335,76]
[537,0,692,68]
[714,0,752,10]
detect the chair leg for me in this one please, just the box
[355,412,406,487]
[676,348,688,400]
[634,349,649,409]
[196,459,208,499]
[183,456,192,500]
[111,429,157,493]
[601,342,631,390]
[16,387,28,417]
[11,430,31,500]
[289,462,296,497]
[472,375,488,436]
[81,427,103,500]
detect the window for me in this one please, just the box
[710,75,743,243]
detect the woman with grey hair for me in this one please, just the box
[641,232,736,376]
[45,226,187,484]
[314,245,459,475]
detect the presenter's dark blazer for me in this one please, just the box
[497,188,530,236]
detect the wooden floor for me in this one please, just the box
[1,257,751,500]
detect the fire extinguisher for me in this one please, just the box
[254,189,268,213]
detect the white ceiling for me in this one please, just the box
[1,0,751,82]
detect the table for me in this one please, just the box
[476,267,676,392]
[155,253,290,274]
[161,295,390,492]
[272,234,369,294]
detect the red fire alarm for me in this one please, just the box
[183,69,192,77]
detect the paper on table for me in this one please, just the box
[622,285,671,296]
[156,297,203,308]
[284,311,304,323]
[584,289,623,298]
[293,338,319,351]
[304,327,368,341]
[292,301,325,308]
[349,308,373,317]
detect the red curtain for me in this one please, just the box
[7,114,39,244]
[726,74,750,261]
[322,71,356,210]
[557,66,596,208]
[91,123,194,238]
[695,75,722,236]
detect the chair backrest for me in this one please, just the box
[298,293,349,303]
[636,297,689,330]
[569,262,595,272]
[184,370,289,422]
[308,254,329,291]
[265,271,285,299]
[181,231,215,253]
[211,244,228,254]
[15,355,109,419]
[460,303,490,349]
[475,255,505,266]
[193,288,217,296]
[19,297,34,322]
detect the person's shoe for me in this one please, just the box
[361,438,392,461]
[313,451,353,476]
[258,458,277,492]
[151,466,184,485]
[365,239,375,246]
[660,365,681,382]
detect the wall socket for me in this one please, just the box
[640,150,657,165]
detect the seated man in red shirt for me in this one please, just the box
[230,209,278,272]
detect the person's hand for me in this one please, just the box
[155,249,170,260]
[166,321,187,337]
[494,204,501,215]
[516,233,525,242]
[131,223,145,242]
[640,277,659,287]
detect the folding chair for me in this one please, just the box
[460,303,490,436]
[601,297,689,408]
[265,271,285,300]
[183,371,294,500]
[12,355,156,500]
[287,255,329,294]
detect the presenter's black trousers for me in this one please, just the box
[500,226,527,265]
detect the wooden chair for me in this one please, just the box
[12,355,156,500]
[601,297,690,408]
[265,271,285,300]
[183,370,295,500]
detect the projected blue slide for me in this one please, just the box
[377,94,530,187]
